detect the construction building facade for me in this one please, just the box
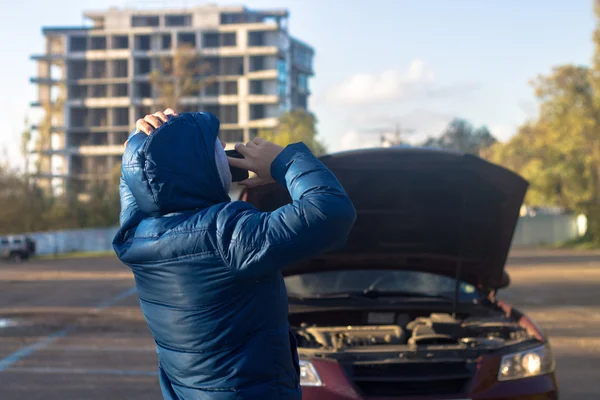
[31,5,314,196]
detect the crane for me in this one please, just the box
[360,124,415,147]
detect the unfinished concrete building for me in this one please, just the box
[30,5,314,196]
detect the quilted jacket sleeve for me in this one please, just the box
[218,143,356,279]
[119,175,138,226]
[119,129,143,226]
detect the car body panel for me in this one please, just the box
[301,356,557,400]
[243,147,528,290]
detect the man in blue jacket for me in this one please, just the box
[113,108,356,400]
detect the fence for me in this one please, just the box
[27,187,248,256]
[511,213,585,247]
[29,227,119,256]
[23,213,585,256]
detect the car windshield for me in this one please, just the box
[284,270,480,302]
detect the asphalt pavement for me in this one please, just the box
[0,250,598,399]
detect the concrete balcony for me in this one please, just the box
[30,148,68,155]
[67,77,130,85]
[218,95,240,104]
[247,94,279,104]
[199,45,280,57]
[30,77,64,85]
[175,97,201,105]
[244,23,280,32]
[200,95,218,104]
[246,69,278,80]
[67,49,131,60]
[178,97,246,106]
[195,95,239,105]
[68,125,130,133]
[217,22,279,33]
[246,46,280,56]
[132,74,151,81]
[200,47,244,57]
[148,49,174,58]
[71,145,124,156]
[31,125,66,133]
[221,123,242,130]
[71,172,112,180]
[30,101,62,108]
[132,49,156,58]
[247,117,278,129]
[31,54,65,61]
[73,97,131,108]
[33,146,124,156]
[31,172,69,180]
[133,98,158,107]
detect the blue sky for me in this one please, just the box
[0,0,595,167]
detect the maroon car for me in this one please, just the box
[243,147,558,400]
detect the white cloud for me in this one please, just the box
[327,59,479,107]
[489,124,516,142]
[399,109,454,141]
[328,59,435,106]
[406,59,436,82]
[339,130,383,151]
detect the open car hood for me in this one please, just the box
[241,147,528,290]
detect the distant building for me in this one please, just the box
[30,5,314,196]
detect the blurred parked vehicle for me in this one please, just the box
[0,235,36,262]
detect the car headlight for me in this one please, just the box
[498,344,555,381]
[299,360,323,386]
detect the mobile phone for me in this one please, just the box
[225,149,249,182]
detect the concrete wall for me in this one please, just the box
[28,184,244,256]
[24,203,583,256]
[29,227,119,256]
[511,214,584,247]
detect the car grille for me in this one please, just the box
[348,360,474,397]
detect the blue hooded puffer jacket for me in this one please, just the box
[113,112,356,400]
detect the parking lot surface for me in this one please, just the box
[0,250,599,399]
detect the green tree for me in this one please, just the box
[489,65,600,240]
[0,162,51,234]
[150,44,213,110]
[422,118,497,156]
[260,109,327,156]
[489,0,600,243]
[20,117,35,189]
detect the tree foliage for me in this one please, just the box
[489,1,600,241]
[260,109,327,156]
[490,65,600,237]
[422,118,497,156]
[0,161,121,235]
[150,44,213,110]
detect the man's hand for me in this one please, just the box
[135,108,178,135]
[125,109,178,146]
[228,137,284,188]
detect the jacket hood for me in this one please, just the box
[241,147,528,290]
[122,112,230,216]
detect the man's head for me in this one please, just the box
[128,108,285,200]
[122,111,231,215]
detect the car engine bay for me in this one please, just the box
[292,310,532,352]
